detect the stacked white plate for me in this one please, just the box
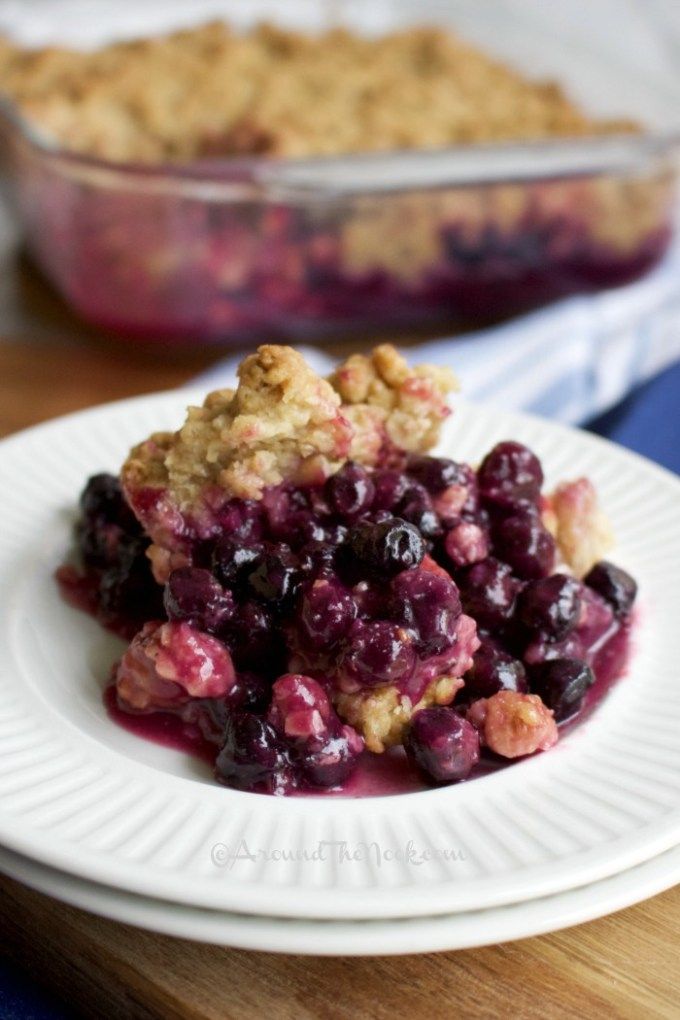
[0,392,678,954]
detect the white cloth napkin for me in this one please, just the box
[192,236,680,425]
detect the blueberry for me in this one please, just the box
[406,455,468,495]
[299,577,357,646]
[299,540,338,577]
[98,534,163,623]
[523,632,585,666]
[493,511,555,580]
[228,671,270,712]
[458,557,521,629]
[215,713,293,793]
[347,517,425,578]
[342,619,415,686]
[404,707,480,783]
[528,658,593,722]
[391,568,461,655]
[215,498,264,544]
[584,561,637,618]
[212,538,264,590]
[247,544,301,610]
[371,470,410,512]
[478,441,544,510]
[164,567,234,633]
[273,509,327,545]
[325,462,375,519]
[465,642,527,699]
[516,574,582,640]
[79,473,138,529]
[228,600,282,672]
[297,728,362,788]
[399,499,443,541]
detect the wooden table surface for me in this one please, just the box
[0,247,678,1019]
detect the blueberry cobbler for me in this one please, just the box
[57,345,637,795]
[0,23,673,340]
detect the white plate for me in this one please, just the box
[0,392,679,920]
[0,842,678,955]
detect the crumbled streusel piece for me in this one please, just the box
[467,691,558,758]
[545,477,614,578]
[335,675,464,754]
[329,344,457,462]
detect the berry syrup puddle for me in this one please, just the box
[103,619,632,797]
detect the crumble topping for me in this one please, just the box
[121,343,456,564]
[336,675,464,754]
[0,22,637,165]
[467,691,558,758]
[544,478,614,578]
[329,344,457,462]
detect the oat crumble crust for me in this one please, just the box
[121,343,457,553]
[336,675,465,754]
[0,22,637,165]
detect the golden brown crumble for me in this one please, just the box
[544,477,614,578]
[120,344,456,567]
[0,21,637,164]
[335,675,463,754]
[329,344,457,462]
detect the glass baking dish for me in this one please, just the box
[0,0,678,345]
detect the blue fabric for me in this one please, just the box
[0,957,72,1019]
[587,360,680,475]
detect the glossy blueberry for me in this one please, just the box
[215,498,264,543]
[297,728,362,787]
[273,509,328,545]
[212,538,263,589]
[300,577,357,646]
[228,671,271,712]
[528,658,594,723]
[523,632,585,667]
[247,544,301,610]
[399,499,443,541]
[228,600,281,672]
[478,441,544,510]
[215,713,292,793]
[325,462,375,519]
[406,455,470,495]
[299,540,338,577]
[584,561,637,618]
[458,557,521,629]
[516,574,582,640]
[347,517,425,578]
[342,619,415,686]
[391,568,462,655]
[79,473,139,529]
[371,470,410,512]
[465,642,527,699]
[404,707,480,783]
[98,535,163,622]
[493,511,555,580]
[164,567,234,633]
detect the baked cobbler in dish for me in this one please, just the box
[57,345,637,795]
[0,23,671,341]
[0,23,637,164]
